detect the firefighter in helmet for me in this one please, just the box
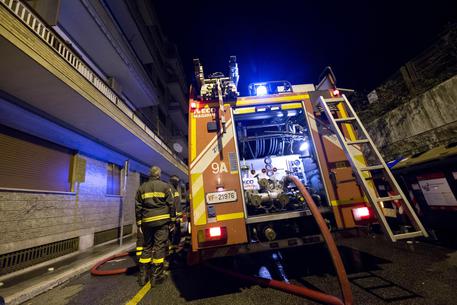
[169,175,183,255]
[135,166,174,286]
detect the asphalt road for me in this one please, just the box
[24,234,457,305]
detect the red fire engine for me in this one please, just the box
[187,57,427,262]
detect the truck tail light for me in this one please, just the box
[352,207,371,221]
[209,227,222,238]
[198,226,228,246]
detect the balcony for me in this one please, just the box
[0,0,187,177]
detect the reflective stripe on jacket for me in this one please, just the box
[170,185,182,218]
[135,177,173,227]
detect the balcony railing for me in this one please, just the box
[0,0,187,169]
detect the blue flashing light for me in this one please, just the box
[299,142,309,152]
[256,85,268,96]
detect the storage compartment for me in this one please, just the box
[234,105,328,217]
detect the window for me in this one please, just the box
[0,125,72,192]
[106,163,121,195]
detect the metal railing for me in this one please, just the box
[0,0,187,169]
[0,238,79,275]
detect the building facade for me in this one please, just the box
[0,0,188,275]
[352,24,457,245]
[355,24,457,161]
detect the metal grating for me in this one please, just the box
[94,225,132,246]
[0,237,79,275]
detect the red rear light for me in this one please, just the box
[332,89,340,96]
[352,207,370,221]
[198,226,228,246]
[190,101,198,109]
[209,227,221,237]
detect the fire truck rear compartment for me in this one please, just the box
[234,106,328,243]
[246,216,321,243]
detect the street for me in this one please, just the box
[1,1,456,305]
[25,234,457,305]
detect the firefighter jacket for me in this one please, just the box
[170,184,182,219]
[135,177,174,227]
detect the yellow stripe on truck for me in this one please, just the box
[216,212,245,221]
[233,107,256,114]
[281,102,303,110]
[191,122,235,174]
[336,102,357,141]
[236,93,310,106]
[190,113,197,162]
[191,173,207,225]
[190,119,233,170]
[330,197,366,206]
[190,114,237,227]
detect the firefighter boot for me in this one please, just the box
[151,263,166,285]
[138,264,148,286]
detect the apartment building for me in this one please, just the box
[0,0,188,275]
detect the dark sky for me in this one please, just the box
[155,0,457,95]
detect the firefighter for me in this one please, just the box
[135,166,174,286]
[169,175,183,255]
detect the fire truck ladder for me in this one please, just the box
[318,95,428,242]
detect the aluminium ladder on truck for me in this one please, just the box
[318,95,428,242]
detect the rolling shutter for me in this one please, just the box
[0,125,72,192]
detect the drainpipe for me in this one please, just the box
[119,160,129,246]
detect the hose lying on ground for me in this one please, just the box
[90,177,353,304]
[207,264,344,305]
[288,175,352,305]
[90,252,130,276]
[208,176,353,305]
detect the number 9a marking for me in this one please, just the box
[211,162,228,174]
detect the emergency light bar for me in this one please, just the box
[248,81,293,96]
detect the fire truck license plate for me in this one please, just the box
[206,190,237,204]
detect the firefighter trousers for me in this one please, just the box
[139,222,169,265]
[136,229,144,259]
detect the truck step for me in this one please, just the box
[377,195,402,202]
[360,165,384,171]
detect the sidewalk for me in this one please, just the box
[0,238,135,305]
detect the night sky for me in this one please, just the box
[155,1,457,95]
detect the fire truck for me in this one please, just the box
[187,56,427,262]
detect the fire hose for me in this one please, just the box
[90,252,130,276]
[208,176,353,305]
[288,175,353,305]
[90,177,353,304]
[207,264,344,305]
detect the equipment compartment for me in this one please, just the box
[234,105,328,217]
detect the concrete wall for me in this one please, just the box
[0,155,139,255]
[364,75,457,160]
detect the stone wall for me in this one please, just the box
[0,154,139,255]
[363,75,457,161]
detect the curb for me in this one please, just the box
[4,242,135,305]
